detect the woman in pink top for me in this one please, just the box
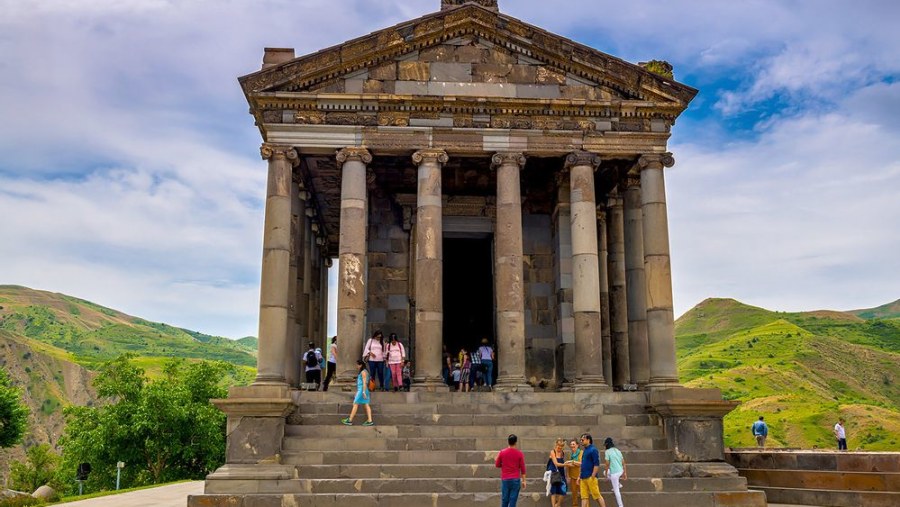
[363,331,386,390]
[385,333,406,392]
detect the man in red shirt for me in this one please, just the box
[495,433,527,507]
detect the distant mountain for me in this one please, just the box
[677,298,900,451]
[236,336,258,350]
[0,285,257,371]
[850,298,900,320]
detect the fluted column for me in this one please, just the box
[284,175,301,387]
[565,151,608,391]
[624,170,650,387]
[639,153,680,387]
[555,175,576,388]
[597,206,613,386]
[334,147,373,388]
[492,153,532,392]
[255,143,298,385]
[607,189,630,388]
[412,149,449,391]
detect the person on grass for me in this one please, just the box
[341,360,374,427]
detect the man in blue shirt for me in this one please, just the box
[577,433,607,507]
[751,416,768,448]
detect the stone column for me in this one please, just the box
[254,143,298,385]
[554,174,576,388]
[597,206,613,387]
[284,175,301,387]
[412,149,449,391]
[624,170,650,387]
[640,153,680,387]
[607,189,630,388]
[334,147,373,388]
[565,151,608,391]
[301,202,313,345]
[492,153,532,392]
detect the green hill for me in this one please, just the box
[677,298,900,451]
[850,298,900,320]
[0,285,257,370]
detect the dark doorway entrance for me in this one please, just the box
[443,237,494,358]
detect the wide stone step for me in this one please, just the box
[285,423,662,439]
[739,467,900,491]
[753,486,900,507]
[205,476,749,495]
[190,490,767,507]
[290,412,617,426]
[295,391,652,407]
[283,436,667,452]
[293,401,655,417]
[281,449,674,466]
[292,463,674,479]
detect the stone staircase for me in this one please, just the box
[727,449,900,507]
[197,391,766,506]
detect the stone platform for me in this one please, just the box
[189,391,765,506]
[727,450,900,507]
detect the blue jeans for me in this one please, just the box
[482,360,494,386]
[501,478,521,507]
[368,361,385,389]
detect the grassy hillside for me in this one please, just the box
[0,285,257,369]
[677,298,900,451]
[850,298,900,320]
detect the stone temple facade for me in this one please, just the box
[190,2,766,506]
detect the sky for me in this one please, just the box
[1,0,898,339]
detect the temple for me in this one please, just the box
[189,2,767,505]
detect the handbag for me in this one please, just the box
[550,470,564,486]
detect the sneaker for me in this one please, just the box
[362,421,375,427]
[340,418,352,426]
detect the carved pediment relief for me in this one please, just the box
[239,4,696,109]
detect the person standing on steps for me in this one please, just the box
[495,433,527,507]
[751,416,768,448]
[548,438,568,507]
[341,360,374,427]
[566,439,583,507]
[322,336,337,391]
[834,418,847,450]
[603,437,626,507]
[303,342,322,390]
[386,333,406,392]
[478,338,495,389]
[363,330,386,390]
[576,434,606,507]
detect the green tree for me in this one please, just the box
[9,443,61,492]
[0,368,29,449]
[58,355,231,492]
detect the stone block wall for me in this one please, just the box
[366,196,412,345]
[523,214,556,384]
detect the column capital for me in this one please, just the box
[261,143,298,164]
[564,150,601,171]
[638,153,675,170]
[624,170,642,189]
[491,152,526,170]
[412,149,449,166]
[336,146,373,165]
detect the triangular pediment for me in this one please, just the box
[239,4,697,110]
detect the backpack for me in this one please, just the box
[305,350,317,368]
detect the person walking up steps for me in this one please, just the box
[341,360,374,427]
[577,434,606,507]
[496,434,527,507]
[603,437,626,507]
[322,336,337,391]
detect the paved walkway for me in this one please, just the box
[54,481,203,507]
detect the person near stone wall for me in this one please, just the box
[834,418,847,450]
[751,416,768,448]
[322,336,337,391]
[303,342,322,390]
[478,338,495,388]
[565,439,583,507]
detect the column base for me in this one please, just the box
[252,376,288,387]
[411,376,450,392]
[573,377,611,392]
[648,378,681,389]
[493,376,534,393]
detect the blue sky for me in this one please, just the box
[1,0,898,339]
